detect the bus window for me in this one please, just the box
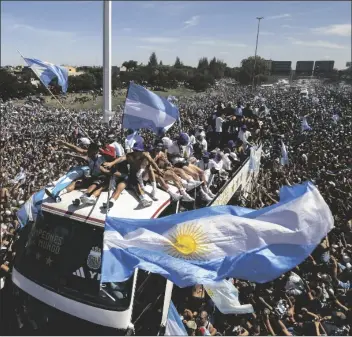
[14,211,133,311]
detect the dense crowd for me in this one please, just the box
[0,79,351,335]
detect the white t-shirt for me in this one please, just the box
[198,138,208,152]
[215,117,225,132]
[88,155,105,176]
[189,135,196,145]
[109,141,125,157]
[167,141,193,164]
[222,154,232,170]
[238,130,251,144]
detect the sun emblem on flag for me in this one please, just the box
[164,222,210,260]
[87,246,102,270]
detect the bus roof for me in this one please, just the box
[41,185,177,227]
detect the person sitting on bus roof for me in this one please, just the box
[150,142,194,202]
[103,141,164,208]
[53,142,112,205]
[167,133,215,202]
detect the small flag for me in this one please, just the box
[204,280,254,314]
[301,116,311,131]
[280,140,289,166]
[123,83,179,135]
[24,58,69,93]
[165,301,187,336]
[332,114,339,124]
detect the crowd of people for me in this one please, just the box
[0,78,351,335]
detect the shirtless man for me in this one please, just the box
[103,141,164,208]
[151,142,194,202]
[167,133,215,202]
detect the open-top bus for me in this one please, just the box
[11,184,178,334]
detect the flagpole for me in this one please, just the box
[103,0,112,125]
[16,50,93,142]
[158,200,180,335]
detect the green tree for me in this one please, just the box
[122,60,138,71]
[240,56,269,78]
[197,57,209,72]
[0,68,35,101]
[174,57,183,69]
[148,52,158,67]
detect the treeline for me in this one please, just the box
[68,53,272,93]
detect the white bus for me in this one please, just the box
[11,184,178,334]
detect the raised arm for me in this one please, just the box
[59,140,87,154]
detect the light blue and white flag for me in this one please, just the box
[165,301,187,336]
[204,280,253,314]
[332,114,340,124]
[17,166,89,227]
[125,131,142,151]
[50,166,90,198]
[280,140,289,166]
[12,168,26,185]
[17,189,46,228]
[122,83,179,135]
[102,182,334,287]
[301,116,311,131]
[24,58,69,93]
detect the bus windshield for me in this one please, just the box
[14,211,133,311]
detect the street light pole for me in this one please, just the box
[252,16,264,89]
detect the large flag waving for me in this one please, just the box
[102,182,334,287]
[122,83,179,135]
[24,58,69,93]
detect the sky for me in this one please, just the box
[1,1,351,69]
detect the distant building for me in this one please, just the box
[63,65,84,76]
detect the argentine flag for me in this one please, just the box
[301,116,311,131]
[102,182,334,287]
[24,58,69,93]
[165,302,187,336]
[204,280,254,314]
[280,140,289,166]
[122,83,179,135]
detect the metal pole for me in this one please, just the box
[252,17,264,89]
[103,0,112,125]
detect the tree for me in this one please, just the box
[0,68,36,101]
[187,72,215,91]
[148,52,158,67]
[240,56,269,78]
[209,57,227,79]
[174,57,183,69]
[122,60,138,71]
[197,57,209,72]
[159,60,163,66]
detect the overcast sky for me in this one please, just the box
[1,1,351,69]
